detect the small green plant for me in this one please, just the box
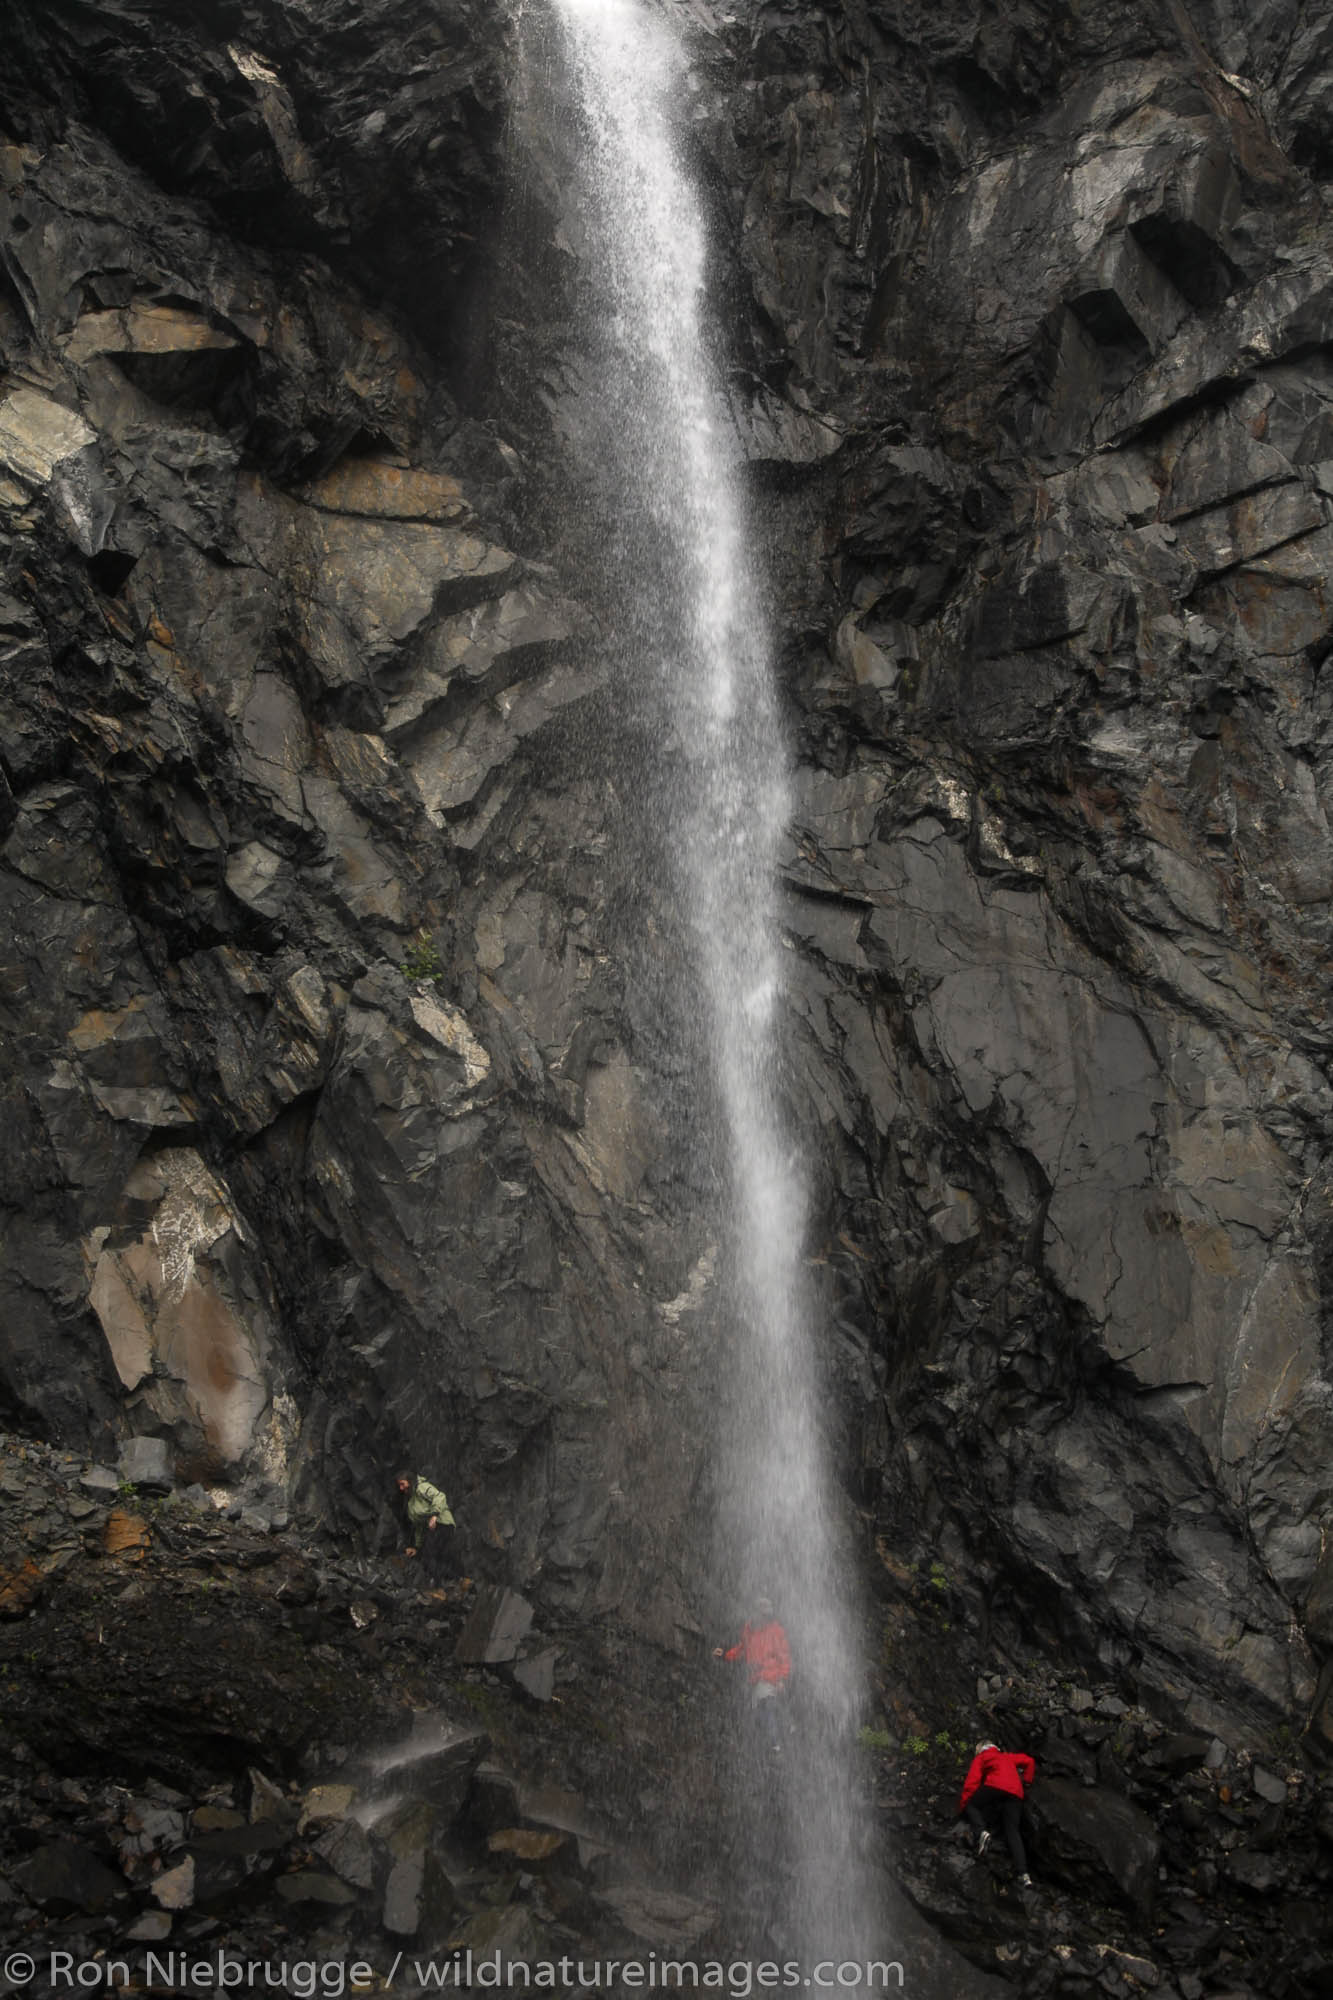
[904,1734,930,1755]
[401,930,444,985]
[928,1561,949,1591]
[858,1727,894,1751]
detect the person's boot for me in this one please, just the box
[976,1831,991,1856]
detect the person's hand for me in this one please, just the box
[405,1547,417,1558]
[712,1647,724,1658]
[428,1515,438,1529]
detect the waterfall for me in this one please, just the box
[537,0,871,1962]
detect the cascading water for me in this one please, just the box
[533,0,874,1964]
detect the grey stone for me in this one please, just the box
[454,1586,535,1665]
[382,1853,425,1937]
[1028,1778,1160,1915]
[117,1437,172,1491]
[5,0,1333,1954]
[275,1869,358,1907]
[0,387,95,486]
[314,1817,376,1889]
[13,1841,127,1914]
[593,1884,719,1947]
[1141,1732,1212,1777]
[225,841,289,920]
[365,1718,488,1821]
[124,1911,173,1942]
[124,1799,187,1847]
[151,1856,195,1911]
[1251,1766,1287,1805]
[513,1648,558,1702]
[1225,1848,1280,1894]
[247,1769,293,1824]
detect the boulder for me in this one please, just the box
[382,1852,425,1937]
[512,1648,558,1702]
[454,1585,534,1665]
[13,1841,127,1914]
[365,1717,488,1822]
[593,1884,719,1948]
[1027,1777,1160,1915]
[117,1436,172,1491]
[315,1817,376,1890]
[275,1870,359,1906]
[1141,1733,1213,1778]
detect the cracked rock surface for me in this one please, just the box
[3,0,1333,1988]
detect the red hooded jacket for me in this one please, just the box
[958,1746,1035,1814]
[723,1619,791,1686]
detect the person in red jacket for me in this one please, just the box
[959,1740,1036,1885]
[714,1596,791,1755]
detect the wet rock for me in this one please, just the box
[0,388,95,487]
[366,1717,488,1821]
[125,1911,173,1941]
[275,1868,358,1906]
[454,1586,534,1665]
[1095,1944,1161,1988]
[1028,1778,1160,1915]
[12,1841,127,1914]
[382,1852,426,1937]
[247,1769,293,1824]
[512,1649,558,1703]
[593,1884,718,1948]
[487,1828,566,1863]
[103,1507,151,1558]
[189,1822,287,1907]
[1141,1734,1212,1778]
[297,1784,358,1833]
[314,1816,376,1890]
[451,1904,547,1964]
[2,0,1333,1989]
[118,1437,172,1491]
[152,1855,196,1911]
[0,1558,47,1617]
[124,1799,187,1848]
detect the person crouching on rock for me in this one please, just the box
[713,1596,791,1756]
[396,1471,457,1587]
[959,1739,1036,1886]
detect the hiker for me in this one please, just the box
[713,1597,791,1755]
[396,1470,457,1586]
[959,1739,1036,1885]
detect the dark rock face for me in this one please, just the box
[1028,1775,1160,1914]
[3,0,1333,1983]
[661,0,1333,1749]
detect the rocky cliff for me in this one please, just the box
[3,0,1333,1991]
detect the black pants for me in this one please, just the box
[965,1787,1028,1873]
[419,1520,456,1585]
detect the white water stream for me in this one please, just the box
[539,0,872,1958]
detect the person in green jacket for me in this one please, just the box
[396,1471,457,1585]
